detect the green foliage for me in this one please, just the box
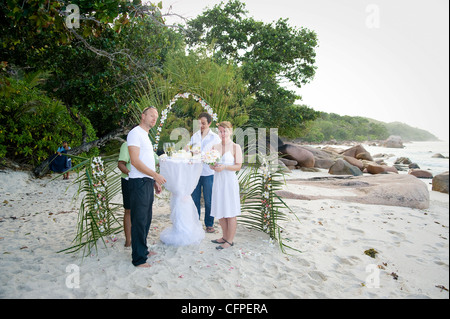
[273,104,320,138]
[364,248,379,258]
[133,50,253,151]
[382,121,439,141]
[163,50,252,127]
[57,155,123,256]
[299,113,390,142]
[185,0,318,132]
[238,155,300,253]
[0,75,97,165]
[300,123,324,143]
[1,1,182,137]
[33,16,180,136]
[1,0,67,48]
[1,0,150,47]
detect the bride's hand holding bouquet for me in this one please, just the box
[202,149,221,170]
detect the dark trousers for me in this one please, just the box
[191,175,214,228]
[129,177,155,266]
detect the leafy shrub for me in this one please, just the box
[0,76,97,166]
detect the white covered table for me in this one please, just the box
[159,157,205,246]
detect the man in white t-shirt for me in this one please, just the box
[127,106,166,268]
[189,112,221,233]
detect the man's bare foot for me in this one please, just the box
[136,263,151,268]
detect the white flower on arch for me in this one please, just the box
[153,93,219,151]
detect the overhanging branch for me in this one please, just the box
[33,126,131,178]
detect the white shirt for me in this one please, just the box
[190,129,221,176]
[127,125,156,179]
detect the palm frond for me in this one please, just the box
[238,153,301,254]
[57,154,123,257]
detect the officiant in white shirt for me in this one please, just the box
[189,112,221,233]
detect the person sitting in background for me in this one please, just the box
[57,141,71,180]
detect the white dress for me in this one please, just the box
[211,151,241,219]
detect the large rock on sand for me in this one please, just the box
[366,163,398,175]
[301,145,341,169]
[432,171,449,194]
[409,169,433,179]
[344,156,364,171]
[278,157,298,167]
[341,144,373,161]
[276,174,430,209]
[279,144,315,168]
[383,135,404,148]
[329,159,363,176]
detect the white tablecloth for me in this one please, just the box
[159,158,205,246]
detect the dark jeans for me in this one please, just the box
[129,177,154,266]
[191,175,214,228]
[121,178,131,210]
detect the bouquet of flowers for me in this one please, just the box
[202,149,221,166]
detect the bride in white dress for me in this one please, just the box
[210,121,243,250]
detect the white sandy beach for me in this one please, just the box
[0,168,448,299]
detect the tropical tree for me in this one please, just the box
[185,0,319,132]
[1,0,183,135]
[0,72,98,166]
[133,49,253,152]
[1,0,186,174]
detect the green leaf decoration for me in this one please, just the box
[57,154,123,256]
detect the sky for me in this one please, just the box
[162,0,449,141]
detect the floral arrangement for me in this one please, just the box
[172,149,193,160]
[154,93,218,151]
[238,154,300,254]
[91,157,108,233]
[260,159,273,232]
[58,154,123,256]
[202,149,221,166]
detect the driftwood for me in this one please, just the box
[33,127,131,178]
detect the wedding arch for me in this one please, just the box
[152,92,218,152]
[58,92,297,256]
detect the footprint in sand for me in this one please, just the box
[386,229,405,238]
[308,270,327,282]
[346,226,365,235]
[434,260,449,269]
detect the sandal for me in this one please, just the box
[216,239,234,250]
[206,227,216,233]
[211,238,226,244]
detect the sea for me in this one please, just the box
[362,141,449,177]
